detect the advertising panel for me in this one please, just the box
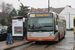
[12,19,23,36]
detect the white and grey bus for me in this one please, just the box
[27,12,66,42]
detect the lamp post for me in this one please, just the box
[69,13,70,28]
[48,0,50,12]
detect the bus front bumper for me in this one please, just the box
[27,37,58,41]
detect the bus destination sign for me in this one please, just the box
[36,14,50,17]
[30,13,51,17]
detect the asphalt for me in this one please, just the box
[5,31,74,50]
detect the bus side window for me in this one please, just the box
[58,22,59,28]
[56,14,58,25]
[56,20,58,25]
[61,23,63,27]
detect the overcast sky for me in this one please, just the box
[0,0,75,10]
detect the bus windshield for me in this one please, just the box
[28,17,53,32]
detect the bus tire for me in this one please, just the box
[57,33,60,42]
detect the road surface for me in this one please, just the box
[6,31,74,50]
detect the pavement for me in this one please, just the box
[0,31,74,50]
[6,31,74,50]
[0,39,28,50]
[73,33,75,50]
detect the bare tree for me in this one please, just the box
[0,2,13,25]
[0,2,13,14]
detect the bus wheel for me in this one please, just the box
[63,31,65,38]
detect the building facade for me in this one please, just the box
[59,5,75,29]
[28,5,75,29]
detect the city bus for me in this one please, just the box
[27,12,66,43]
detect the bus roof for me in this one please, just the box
[28,12,53,14]
[27,12,55,16]
[28,12,65,21]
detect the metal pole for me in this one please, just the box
[69,13,70,28]
[48,0,50,12]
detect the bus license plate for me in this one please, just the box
[38,39,42,41]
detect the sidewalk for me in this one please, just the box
[0,40,28,50]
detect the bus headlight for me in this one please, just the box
[27,33,31,36]
[49,32,54,36]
